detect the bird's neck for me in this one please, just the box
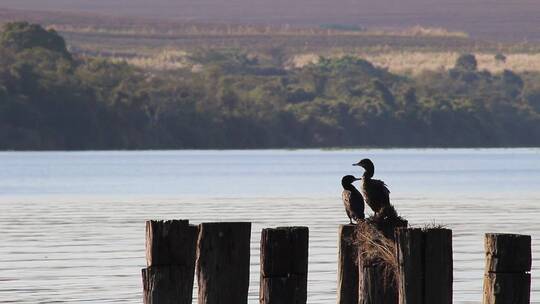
[342,183,356,191]
[363,170,374,179]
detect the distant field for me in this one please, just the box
[2,0,540,41]
[3,8,540,74]
[107,49,540,74]
[290,52,540,75]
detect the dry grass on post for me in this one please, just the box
[354,215,407,304]
[354,219,402,288]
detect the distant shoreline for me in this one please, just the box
[1,146,540,152]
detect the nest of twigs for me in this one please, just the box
[353,210,408,288]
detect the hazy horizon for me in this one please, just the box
[2,0,540,41]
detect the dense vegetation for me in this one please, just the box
[1,22,540,150]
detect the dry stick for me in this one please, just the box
[142,220,199,304]
[337,224,358,304]
[260,226,309,304]
[483,233,531,304]
[197,222,251,304]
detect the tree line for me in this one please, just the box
[1,22,540,150]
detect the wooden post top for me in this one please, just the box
[485,233,531,273]
[198,221,252,226]
[260,226,309,277]
[145,220,198,267]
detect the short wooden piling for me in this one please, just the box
[483,233,531,304]
[142,220,199,304]
[337,224,358,304]
[260,226,309,304]
[196,222,252,304]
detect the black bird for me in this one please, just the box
[353,159,397,219]
[341,175,365,224]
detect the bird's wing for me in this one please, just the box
[349,189,365,219]
[370,179,391,208]
[342,190,351,205]
[342,190,353,216]
[372,179,390,195]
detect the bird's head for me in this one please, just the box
[341,175,360,186]
[352,158,375,177]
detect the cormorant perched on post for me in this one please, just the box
[353,159,397,220]
[341,175,365,224]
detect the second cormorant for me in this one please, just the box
[341,175,365,224]
[353,158,397,220]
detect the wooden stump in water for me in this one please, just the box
[142,220,199,304]
[484,233,531,273]
[197,222,251,304]
[395,228,423,304]
[145,220,198,266]
[356,218,407,304]
[337,224,358,304]
[483,233,531,304]
[260,226,309,304]
[143,265,194,304]
[359,264,398,304]
[424,228,452,304]
[395,227,453,304]
[483,272,531,304]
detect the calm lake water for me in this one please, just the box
[0,149,539,303]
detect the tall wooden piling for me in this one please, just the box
[142,220,199,304]
[337,224,358,304]
[260,226,309,304]
[197,222,252,304]
[395,228,424,304]
[359,263,398,304]
[424,228,452,304]
[395,227,452,304]
[356,219,407,304]
[483,233,531,304]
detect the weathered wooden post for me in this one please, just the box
[359,264,398,304]
[395,228,424,304]
[424,228,452,304]
[395,227,452,304]
[142,220,199,304]
[260,226,309,304]
[357,219,407,304]
[337,224,358,304]
[483,233,531,304]
[197,222,252,304]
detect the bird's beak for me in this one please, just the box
[352,163,360,166]
[354,177,361,181]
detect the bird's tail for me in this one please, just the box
[381,205,398,220]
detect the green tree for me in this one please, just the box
[455,53,477,71]
[0,22,70,58]
[495,53,507,63]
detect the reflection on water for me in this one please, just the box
[0,149,539,303]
